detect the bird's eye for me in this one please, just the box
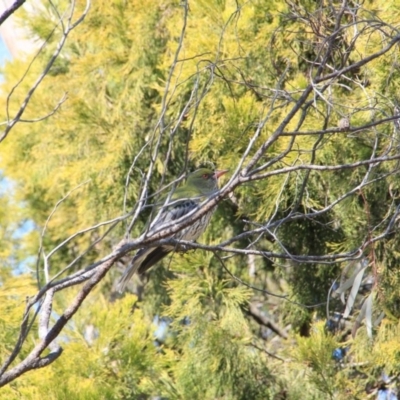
[202,174,209,179]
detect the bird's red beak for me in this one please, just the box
[214,169,228,179]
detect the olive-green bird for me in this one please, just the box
[118,168,228,291]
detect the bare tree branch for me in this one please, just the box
[0,0,25,26]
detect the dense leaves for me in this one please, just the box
[1,0,400,398]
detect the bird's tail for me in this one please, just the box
[117,246,171,292]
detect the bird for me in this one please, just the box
[394,105,400,132]
[118,168,228,292]
[338,116,350,131]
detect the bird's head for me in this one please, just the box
[187,168,228,195]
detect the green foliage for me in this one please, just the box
[294,322,343,398]
[161,259,272,399]
[0,275,37,368]
[2,0,400,398]
[3,293,159,399]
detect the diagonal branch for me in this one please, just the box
[0,0,25,26]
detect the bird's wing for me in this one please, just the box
[117,199,199,292]
[149,198,199,232]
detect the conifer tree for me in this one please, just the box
[1,0,400,398]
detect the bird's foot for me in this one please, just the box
[176,243,190,253]
[177,240,200,252]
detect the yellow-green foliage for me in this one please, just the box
[2,293,160,400]
[1,0,400,398]
[0,275,37,366]
[0,190,24,266]
[1,0,173,246]
[294,322,342,397]
[161,252,268,399]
